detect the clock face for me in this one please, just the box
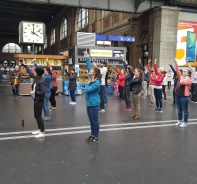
[22,22,45,44]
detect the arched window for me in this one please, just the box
[51,28,55,45]
[60,18,67,40]
[77,8,88,30]
[2,43,21,53]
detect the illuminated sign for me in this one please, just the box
[23,59,62,66]
[90,49,112,57]
[109,35,135,42]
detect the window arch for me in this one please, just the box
[60,18,67,40]
[51,28,55,45]
[2,43,21,53]
[77,8,88,30]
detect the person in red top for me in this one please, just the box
[174,59,192,127]
[147,59,156,106]
[114,66,126,102]
[153,59,165,112]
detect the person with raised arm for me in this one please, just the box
[83,50,101,143]
[174,59,192,127]
[153,58,165,112]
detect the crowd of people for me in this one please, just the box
[2,52,195,142]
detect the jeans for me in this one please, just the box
[34,101,44,132]
[104,86,108,104]
[175,95,189,123]
[154,88,162,109]
[70,90,76,102]
[118,85,124,101]
[49,87,57,107]
[12,85,19,96]
[124,86,131,108]
[86,105,100,138]
[142,81,147,97]
[100,85,105,109]
[191,83,197,102]
[43,92,51,117]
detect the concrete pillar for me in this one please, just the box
[152,6,180,70]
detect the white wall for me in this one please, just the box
[178,12,197,21]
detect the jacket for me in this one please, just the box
[140,63,150,82]
[154,64,165,87]
[25,65,46,102]
[169,65,178,87]
[65,70,77,91]
[114,68,126,87]
[10,70,22,86]
[175,64,192,97]
[188,63,197,84]
[123,61,134,86]
[147,63,156,85]
[51,72,57,88]
[85,57,101,106]
[130,76,142,94]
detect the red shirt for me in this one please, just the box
[114,68,126,87]
[154,64,165,86]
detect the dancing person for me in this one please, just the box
[123,59,134,111]
[65,68,77,105]
[147,59,156,106]
[114,66,126,103]
[187,61,197,102]
[154,59,165,112]
[21,61,46,138]
[167,70,173,89]
[139,59,150,98]
[174,59,192,127]
[84,50,101,143]
[162,71,167,100]
[104,64,108,106]
[129,68,143,120]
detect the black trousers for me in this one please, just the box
[162,85,166,99]
[118,85,124,100]
[70,90,76,102]
[49,87,57,107]
[34,101,44,132]
[100,85,105,109]
[124,86,131,107]
[191,83,197,102]
[168,81,171,89]
[12,85,19,96]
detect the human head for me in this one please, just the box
[100,61,106,67]
[144,65,147,70]
[89,66,102,80]
[183,69,191,77]
[158,67,164,74]
[35,67,44,77]
[70,68,75,74]
[135,68,144,80]
[15,65,19,71]
[120,69,124,74]
[44,66,52,75]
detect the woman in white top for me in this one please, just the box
[167,70,173,89]
[162,71,168,100]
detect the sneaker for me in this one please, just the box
[32,130,40,135]
[154,108,159,112]
[174,120,182,126]
[99,109,105,112]
[123,107,128,110]
[158,109,163,113]
[129,114,136,118]
[52,107,56,110]
[120,100,124,103]
[126,107,132,111]
[70,102,76,105]
[85,135,94,143]
[163,99,167,101]
[43,117,50,121]
[179,122,187,128]
[69,101,73,104]
[88,137,99,143]
[34,133,45,138]
[133,115,140,120]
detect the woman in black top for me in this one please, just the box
[65,68,77,105]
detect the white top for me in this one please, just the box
[167,72,173,82]
[162,75,168,85]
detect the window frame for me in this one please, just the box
[77,8,88,30]
[60,18,67,40]
[51,28,55,45]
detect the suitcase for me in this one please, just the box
[107,86,114,95]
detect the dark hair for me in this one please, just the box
[164,71,167,74]
[35,75,43,83]
[136,68,144,81]
[71,68,75,72]
[187,69,191,77]
[44,66,52,75]
[93,66,102,80]
[180,69,183,74]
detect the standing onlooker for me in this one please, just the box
[162,71,167,100]
[139,59,150,98]
[167,70,173,89]
[129,68,143,120]
[10,65,22,97]
[104,65,108,106]
[84,50,101,143]
[174,59,192,127]
[21,61,46,138]
[65,68,77,105]
[49,70,58,110]
[92,60,108,112]
[154,59,165,112]
[114,67,126,103]
[188,62,197,102]
[147,59,156,106]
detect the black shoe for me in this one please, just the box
[88,137,98,143]
[85,135,94,143]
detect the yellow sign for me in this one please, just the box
[23,59,62,66]
[90,49,112,57]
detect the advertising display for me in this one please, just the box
[176,20,197,66]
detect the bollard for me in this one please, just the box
[21,119,24,126]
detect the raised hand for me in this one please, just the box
[174,58,177,63]
[139,59,141,63]
[83,49,88,57]
[148,59,151,63]
[154,58,157,64]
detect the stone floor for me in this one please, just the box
[0,83,197,184]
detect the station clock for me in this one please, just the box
[19,21,46,44]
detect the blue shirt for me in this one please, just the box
[44,74,52,93]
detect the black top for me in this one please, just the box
[130,76,142,94]
[65,70,77,91]
[175,79,185,97]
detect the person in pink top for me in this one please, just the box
[153,59,165,112]
[114,67,126,102]
[174,59,192,128]
[147,59,156,106]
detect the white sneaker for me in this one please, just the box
[34,133,45,138]
[69,101,73,104]
[174,121,182,126]
[179,122,187,128]
[71,102,76,105]
[99,109,105,112]
[32,130,40,135]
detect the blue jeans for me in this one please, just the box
[175,95,189,123]
[70,90,76,102]
[86,105,100,138]
[154,88,162,109]
[104,86,108,104]
[43,92,51,117]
